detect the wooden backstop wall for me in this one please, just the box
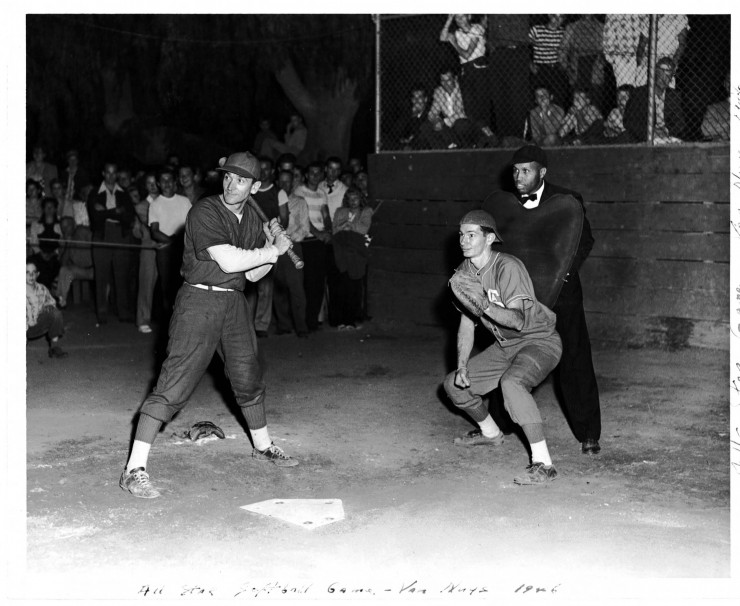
[366,144,730,350]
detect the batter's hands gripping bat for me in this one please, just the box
[246,197,304,269]
[449,269,490,318]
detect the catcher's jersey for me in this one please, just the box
[456,251,557,347]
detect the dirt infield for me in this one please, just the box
[18,306,734,602]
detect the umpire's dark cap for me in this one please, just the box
[459,210,504,242]
[216,152,260,180]
[511,144,548,168]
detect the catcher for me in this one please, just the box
[444,210,562,485]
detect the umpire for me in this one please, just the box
[119,151,297,499]
[510,145,602,455]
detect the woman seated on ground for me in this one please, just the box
[26,256,68,358]
[331,187,373,330]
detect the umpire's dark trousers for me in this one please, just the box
[301,237,327,331]
[552,272,601,442]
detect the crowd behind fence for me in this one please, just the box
[378,14,731,152]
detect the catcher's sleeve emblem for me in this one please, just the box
[487,289,505,308]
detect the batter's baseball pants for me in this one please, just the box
[139,284,267,429]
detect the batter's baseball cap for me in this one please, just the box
[511,144,548,168]
[459,209,504,242]
[216,151,260,180]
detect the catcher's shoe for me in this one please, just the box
[119,467,161,498]
[253,443,299,467]
[513,462,558,485]
[453,429,504,447]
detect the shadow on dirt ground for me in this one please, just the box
[19,305,733,602]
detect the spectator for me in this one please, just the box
[391,85,435,150]
[348,158,363,174]
[249,157,287,338]
[558,88,604,145]
[528,14,570,109]
[26,145,58,196]
[252,117,278,155]
[177,163,205,204]
[339,171,354,189]
[87,161,138,324]
[130,180,157,333]
[26,178,44,232]
[602,14,648,87]
[50,178,74,221]
[319,156,348,221]
[272,170,310,338]
[637,15,689,87]
[526,85,565,146]
[624,56,685,143]
[26,257,68,358]
[295,162,332,331]
[149,167,192,318]
[603,85,633,142]
[56,216,94,310]
[261,113,308,160]
[331,187,373,330]
[488,14,531,138]
[292,165,305,190]
[116,167,133,191]
[439,14,495,139]
[559,15,606,110]
[28,197,63,290]
[701,72,730,142]
[354,170,369,199]
[427,67,480,148]
[320,157,350,327]
[61,149,91,203]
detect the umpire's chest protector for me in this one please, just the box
[481,191,583,309]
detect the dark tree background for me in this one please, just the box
[26,14,376,172]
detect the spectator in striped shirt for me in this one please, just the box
[528,14,570,109]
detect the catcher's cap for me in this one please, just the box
[511,144,548,168]
[216,151,260,180]
[459,210,503,242]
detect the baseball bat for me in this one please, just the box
[246,196,304,269]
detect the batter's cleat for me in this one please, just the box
[119,467,161,498]
[253,443,299,467]
[513,462,558,485]
[581,439,601,455]
[453,429,504,447]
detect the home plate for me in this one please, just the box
[241,499,345,530]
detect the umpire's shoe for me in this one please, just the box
[253,443,299,467]
[454,429,504,447]
[119,467,161,498]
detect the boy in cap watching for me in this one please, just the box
[120,151,297,499]
[444,210,562,484]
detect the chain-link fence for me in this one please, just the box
[377,14,730,151]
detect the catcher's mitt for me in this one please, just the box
[188,421,225,441]
[449,270,489,317]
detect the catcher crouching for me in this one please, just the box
[444,210,562,485]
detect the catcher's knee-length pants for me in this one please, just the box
[444,334,562,428]
[139,284,267,428]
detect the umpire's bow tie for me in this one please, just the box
[520,194,537,202]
